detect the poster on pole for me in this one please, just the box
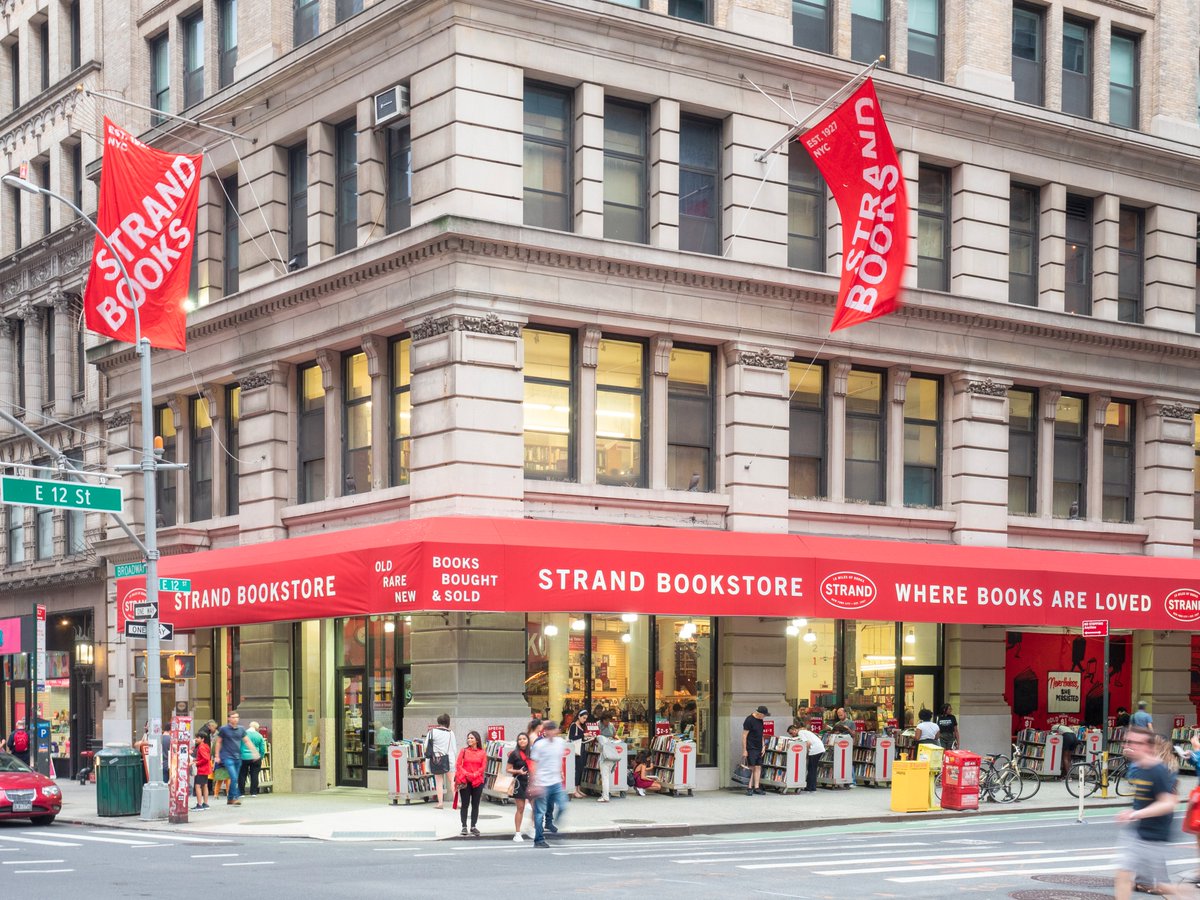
[168,716,193,824]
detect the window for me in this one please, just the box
[788,143,825,271]
[793,0,831,53]
[523,83,572,232]
[1053,394,1086,518]
[679,117,721,255]
[298,363,325,503]
[1065,195,1092,316]
[1117,206,1143,323]
[68,0,81,71]
[1009,184,1039,305]
[9,41,18,109]
[1008,388,1037,515]
[222,174,239,295]
[903,376,940,507]
[218,0,237,88]
[37,21,48,92]
[336,0,363,24]
[14,318,24,406]
[69,142,83,213]
[9,183,20,251]
[225,385,240,516]
[907,0,941,80]
[149,34,169,125]
[155,404,177,526]
[390,337,411,486]
[845,368,885,503]
[788,361,825,498]
[65,449,85,554]
[38,160,50,236]
[294,0,319,45]
[1102,400,1134,523]
[603,101,648,244]
[44,306,55,406]
[1012,4,1044,105]
[6,505,23,565]
[851,0,888,66]
[1110,31,1138,128]
[287,143,308,270]
[343,351,371,495]
[596,337,646,487]
[667,346,714,492]
[334,120,357,254]
[917,166,949,291]
[1062,18,1092,118]
[182,12,204,108]
[190,395,213,521]
[293,620,321,767]
[385,126,411,233]
[523,328,575,481]
[668,0,709,23]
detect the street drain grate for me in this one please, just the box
[1009,892,1112,900]
[1031,876,1115,888]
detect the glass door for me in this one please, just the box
[898,669,943,731]
[337,669,366,787]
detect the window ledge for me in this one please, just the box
[281,485,412,531]
[525,480,730,520]
[789,498,956,532]
[1008,516,1149,545]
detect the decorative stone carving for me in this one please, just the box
[1041,389,1062,421]
[966,379,1009,397]
[314,350,336,393]
[239,371,273,390]
[106,410,134,429]
[580,325,602,368]
[411,316,453,342]
[31,262,52,286]
[831,359,852,396]
[461,313,520,337]
[890,367,911,404]
[652,335,673,376]
[737,348,787,370]
[1158,403,1195,420]
[1091,395,1111,428]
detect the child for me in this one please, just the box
[632,751,662,797]
[193,735,213,810]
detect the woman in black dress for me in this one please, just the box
[567,709,590,798]
[507,731,533,841]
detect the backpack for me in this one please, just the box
[11,730,29,753]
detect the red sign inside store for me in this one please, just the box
[809,717,824,732]
[1175,716,1187,730]
[486,725,505,742]
[762,720,775,738]
[655,721,671,737]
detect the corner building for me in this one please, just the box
[70,0,1200,791]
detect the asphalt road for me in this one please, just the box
[3,808,1200,898]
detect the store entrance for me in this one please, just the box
[337,669,366,787]
[899,669,943,730]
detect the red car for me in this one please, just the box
[0,752,61,825]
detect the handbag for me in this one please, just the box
[492,773,516,796]
[601,736,622,762]
[1183,785,1200,835]
[426,729,449,772]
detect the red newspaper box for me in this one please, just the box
[940,750,981,811]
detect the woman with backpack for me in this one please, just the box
[2,723,30,765]
[425,713,456,809]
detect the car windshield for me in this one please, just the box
[0,753,34,774]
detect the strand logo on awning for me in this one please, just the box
[1165,588,1200,624]
[819,571,876,611]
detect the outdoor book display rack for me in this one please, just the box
[386,740,437,805]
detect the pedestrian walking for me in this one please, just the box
[741,705,768,795]
[1,720,31,765]
[936,703,959,750]
[794,725,826,792]
[1130,700,1153,729]
[426,713,456,809]
[455,731,487,836]
[507,732,533,841]
[1113,727,1184,898]
[213,711,252,806]
[192,735,212,810]
[596,710,617,802]
[567,709,590,799]
[238,721,267,797]
[529,719,567,848]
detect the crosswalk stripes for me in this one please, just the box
[85,829,233,844]
[735,845,1114,871]
[21,831,160,845]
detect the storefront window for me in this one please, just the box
[786,617,839,716]
[390,337,411,486]
[523,328,575,481]
[332,615,406,779]
[596,338,645,486]
[525,612,585,725]
[225,627,240,712]
[844,621,896,730]
[654,615,714,764]
[366,616,396,768]
[589,613,650,750]
[293,620,321,768]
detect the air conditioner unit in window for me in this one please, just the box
[374,84,410,127]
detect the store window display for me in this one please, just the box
[785,618,838,721]
[293,620,321,768]
[844,621,898,730]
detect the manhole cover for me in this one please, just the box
[1031,876,1114,889]
[612,819,655,825]
[1009,892,1111,900]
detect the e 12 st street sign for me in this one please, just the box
[159,578,191,594]
[125,620,174,641]
[1,475,123,513]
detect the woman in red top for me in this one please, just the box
[193,736,213,810]
[455,731,488,836]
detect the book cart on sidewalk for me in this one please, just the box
[852,731,896,787]
[817,733,853,788]
[649,735,696,796]
[759,735,805,794]
[1016,728,1064,777]
[387,740,438,805]
[581,738,628,798]
[1171,724,1198,774]
[483,738,515,805]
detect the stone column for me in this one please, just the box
[237,622,294,791]
[648,335,672,491]
[20,303,44,417]
[650,98,680,250]
[230,364,291,543]
[1085,394,1110,522]
[1091,194,1120,321]
[885,366,910,508]
[900,150,920,291]
[725,114,788,266]
[408,312,525,518]
[950,165,1008,303]
[1036,388,1061,518]
[0,318,15,434]
[362,334,387,492]
[1044,7,1064,112]
[952,1,1015,97]
[946,624,1010,756]
[949,374,1012,546]
[1132,630,1192,733]
[578,326,601,486]
[1141,401,1196,558]
[315,349,338,501]
[52,292,73,417]
[1092,19,1111,125]
[574,83,604,239]
[723,344,790,533]
[237,144,287,292]
[827,359,851,503]
[719,616,787,782]
[1038,182,1066,312]
[356,96,384,247]
[308,121,335,264]
[724,0,787,41]
[1143,206,1195,332]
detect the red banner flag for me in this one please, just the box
[83,118,200,350]
[800,79,909,332]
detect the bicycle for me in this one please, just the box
[1005,742,1042,800]
[932,753,1021,803]
[1064,753,1132,798]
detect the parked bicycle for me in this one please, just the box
[933,753,1022,803]
[1064,753,1131,798]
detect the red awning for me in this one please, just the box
[114,516,1200,633]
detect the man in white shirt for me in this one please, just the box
[794,726,826,793]
[529,719,567,848]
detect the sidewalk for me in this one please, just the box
[55,779,1126,842]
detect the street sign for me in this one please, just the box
[125,620,174,640]
[1082,619,1109,638]
[159,578,191,593]
[115,562,147,578]
[132,602,160,620]
[0,475,123,513]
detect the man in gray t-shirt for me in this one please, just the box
[529,720,567,847]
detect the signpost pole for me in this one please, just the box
[1100,633,1110,799]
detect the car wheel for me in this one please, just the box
[30,815,56,826]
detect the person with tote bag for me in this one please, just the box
[596,710,618,802]
[425,713,457,809]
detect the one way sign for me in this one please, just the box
[124,620,174,641]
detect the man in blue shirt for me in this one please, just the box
[213,711,250,806]
[1114,727,1180,899]
[1129,701,1153,729]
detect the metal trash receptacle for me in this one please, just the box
[890,760,933,812]
[95,746,144,817]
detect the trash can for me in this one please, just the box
[95,746,144,817]
[890,760,933,812]
[940,750,981,811]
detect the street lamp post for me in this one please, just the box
[4,174,170,820]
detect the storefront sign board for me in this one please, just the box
[486,725,505,742]
[0,615,26,655]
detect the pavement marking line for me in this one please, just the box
[413,852,458,857]
[811,850,1123,876]
[2,859,65,865]
[611,841,929,862]
[885,857,1198,885]
[191,853,239,858]
[735,846,1119,871]
[221,861,276,867]
[279,839,321,844]
[0,836,81,847]
[13,869,74,874]
[23,832,158,846]
[89,830,231,844]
